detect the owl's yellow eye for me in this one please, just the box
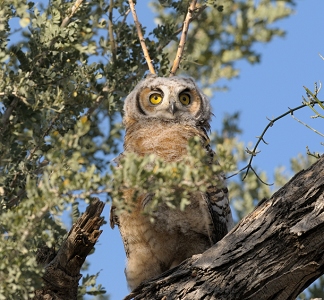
[179,93,190,105]
[149,93,163,105]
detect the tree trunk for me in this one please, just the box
[33,198,105,300]
[125,155,324,300]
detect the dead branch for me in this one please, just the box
[128,0,156,74]
[33,198,105,300]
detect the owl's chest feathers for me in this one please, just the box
[120,120,213,261]
[124,120,205,161]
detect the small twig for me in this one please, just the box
[120,9,131,25]
[0,92,31,135]
[290,113,324,137]
[169,0,197,77]
[156,4,208,53]
[226,165,248,180]
[86,86,114,117]
[128,0,156,74]
[303,83,324,117]
[27,113,60,160]
[249,165,273,186]
[243,104,312,180]
[61,0,84,28]
[1,97,18,129]
[306,146,321,159]
[115,9,130,42]
[242,104,304,180]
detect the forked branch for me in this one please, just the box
[128,0,156,74]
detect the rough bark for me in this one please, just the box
[33,198,105,300]
[125,155,324,300]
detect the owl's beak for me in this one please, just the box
[168,101,176,115]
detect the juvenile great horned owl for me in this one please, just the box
[110,74,234,290]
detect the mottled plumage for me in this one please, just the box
[110,74,234,290]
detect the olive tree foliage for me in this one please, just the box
[0,0,299,298]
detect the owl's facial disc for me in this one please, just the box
[156,93,190,118]
[136,85,203,121]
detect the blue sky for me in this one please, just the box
[93,1,324,299]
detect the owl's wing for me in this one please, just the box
[203,146,234,244]
[203,185,234,244]
[109,154,124,229]
[109,205,118,229]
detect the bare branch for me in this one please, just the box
[249,165,273,186]
[169,0,198,77]
[225,165,248,180]
[291,113,324,137]
[303,84,324,117]
[128,0,156,75]
[242,100,324,181]
[225,99,324,182]
[61,0,84,28]
[156,4,207,53]
[108,0,117,63]
[306,146,321,159]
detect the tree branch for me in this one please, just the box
[128,0,156,75]
[0,96,18,134]
[169,0,198,77]
[156,4,208,53]
[125,155,324,299]
[291,113,324,137]
[61,0,84,28]
[108,0,117,63]
[34,198,105,300]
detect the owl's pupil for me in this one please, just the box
[154,96,158,100]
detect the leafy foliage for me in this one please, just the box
[111,137,235,219]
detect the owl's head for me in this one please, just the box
[124,75,212,131]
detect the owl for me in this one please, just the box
[110,74,234,291]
